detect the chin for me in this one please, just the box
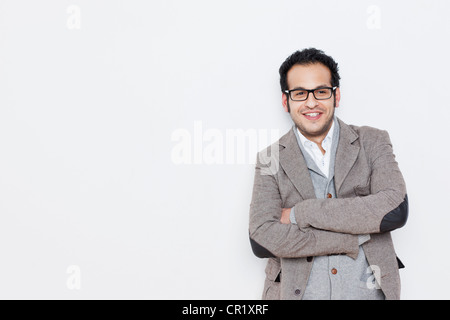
[295,119,331,137]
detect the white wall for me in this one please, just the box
[0,0,449,299]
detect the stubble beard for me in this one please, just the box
[288,98,336,141]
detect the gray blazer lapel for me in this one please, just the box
[279,127,316,200]
[334,117,360,195]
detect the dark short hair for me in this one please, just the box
[279,48,340,93]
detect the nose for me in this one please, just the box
[305,91,319,109]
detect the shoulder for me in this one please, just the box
[254,127,294,174]
[350,124,388,138]
[257,127,293,156]
[343,121,391,146]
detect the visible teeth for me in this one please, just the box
[305,113,319,117]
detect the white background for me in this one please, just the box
[0,0,449,299]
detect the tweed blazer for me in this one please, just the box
[249,117,408,300]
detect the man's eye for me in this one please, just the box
[294,91,306,96]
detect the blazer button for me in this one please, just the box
[331,268,338,275]
[307,256,313,262]
[327,193,332,198]
[294,289,301,295]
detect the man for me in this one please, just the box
[249,48,408,300]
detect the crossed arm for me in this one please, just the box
[249,130,408,259]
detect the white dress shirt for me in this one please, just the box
[296,120,335,178]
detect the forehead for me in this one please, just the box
[287,63,332,89]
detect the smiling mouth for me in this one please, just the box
[303,112,322,120]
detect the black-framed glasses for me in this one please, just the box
[284,86,337,101]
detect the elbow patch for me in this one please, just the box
[380,194,409,232]
[249,236,275,258]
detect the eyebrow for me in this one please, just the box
[291,84,331,90]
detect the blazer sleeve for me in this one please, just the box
[293,130,408,235]
[248,148,360,259]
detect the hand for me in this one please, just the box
[280,208,291,224]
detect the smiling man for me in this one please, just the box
[249,48,408,300]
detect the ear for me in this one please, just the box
[282,93,289,113]
[334,87,341,108]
